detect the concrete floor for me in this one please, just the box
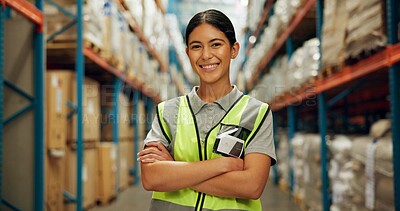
[90,180,301,211]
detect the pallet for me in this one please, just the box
[318,63,344,80]
[278,179,290,193]
[84,39,101,54]
[293,192,308,211]
[67,141,98,150]
[97,195,117,206]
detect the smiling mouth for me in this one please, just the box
[200,63,219,72]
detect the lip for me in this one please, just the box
[199,63,220,72]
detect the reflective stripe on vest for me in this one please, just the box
[153,95,269,211]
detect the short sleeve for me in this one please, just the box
[245,110,277,166]
[143,115,171,150]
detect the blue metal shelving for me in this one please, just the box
[286,36,296,193]
[387,0,400,210]
[113,78,122,193]
[0,0,44,210]
[33,0,45,210]
[75,0,84,210]
[0,5,4,210]
[315,0,330,210]
[132,89,140,184]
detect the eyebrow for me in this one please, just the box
[188,38,226,46]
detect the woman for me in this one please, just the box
[138,9,276,211]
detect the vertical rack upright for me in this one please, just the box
[0,0,45,210]
[75,0,84,210]
[387,0,400,210]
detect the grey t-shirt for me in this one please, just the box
[144,85,277,165]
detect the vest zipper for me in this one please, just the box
[186,96,206,211]
[198,95,245,210]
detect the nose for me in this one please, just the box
[201,47,213,60]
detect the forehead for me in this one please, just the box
[188,23,228,43]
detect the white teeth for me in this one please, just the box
[202,64,218,69]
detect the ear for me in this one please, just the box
[186,47,189,56]
[231,42,240,59]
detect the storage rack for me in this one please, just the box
[0,0,44,210]
[245,0,400,210]
[44,0,176,210]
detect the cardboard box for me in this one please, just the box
[96,142,117,204]
[46,72,69,149]
[53,71,100,142]
[64,144,97,210]
[45,151,65,211]
[101,92,132,141]
[70,76,101,141]
[119,140,130,190]
[125,140,135,184]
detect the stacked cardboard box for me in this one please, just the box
[46,71,70,211]
[97,142,117,204]
[119,140,132,190]
[101,92,132,141]
[46,71,100,210]
[64,144,97,210]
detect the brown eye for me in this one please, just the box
[211,43,222,48]
[190,45,201,50]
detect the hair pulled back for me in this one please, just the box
[185,9,237,47]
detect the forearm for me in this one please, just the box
[141,157,240,192]
[192,154,271,199]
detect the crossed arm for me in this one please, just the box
[139,142,271,200]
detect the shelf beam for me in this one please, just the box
[269,43,400,111]
[247,0,316,88]
[83,47,161,103]
[5,0,43,27]
[315,44,400,93]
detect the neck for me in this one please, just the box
[197,82,233,103]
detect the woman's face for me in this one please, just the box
[186,23,239,86]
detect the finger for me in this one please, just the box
[138,153,166,162]
[145,142,166,151]
[138,153,171,161]
[138,146,162,156]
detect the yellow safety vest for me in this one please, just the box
[153,95,270,211]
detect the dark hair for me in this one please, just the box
[185,9,237,47]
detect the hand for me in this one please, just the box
[138,142,174,163]
[224,157,244,172]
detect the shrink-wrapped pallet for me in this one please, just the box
[350,119,394,211]
[291,133,324,210]
[329,135,355,211]
[287,38,320,90]
[321,0,348,68]
[45,0,105,50]
[345,0,387,60]
[276,129,290,189]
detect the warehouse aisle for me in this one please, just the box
[90,180,300,211]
